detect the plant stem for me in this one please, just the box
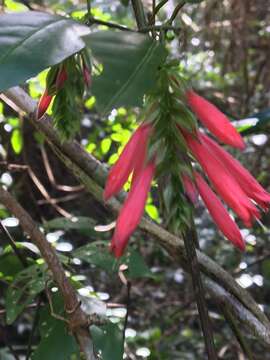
[26,296,42,360]
[0,221,28,267]
[86,0,91,19]
[131,0,148,29]
[183,224,217,360]
[167,1,186,25]
[154,0,169,16]
[87,17,134,32]
[122,282,131,351]
[223,306,254,360]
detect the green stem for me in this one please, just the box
[87,17,134,32]
[131,0,148,29]
[86,0,91,19]
[167,1,186,25]
[154,0,169,16]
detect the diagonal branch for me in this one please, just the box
[0,185,96,360]
[2,87,270,347]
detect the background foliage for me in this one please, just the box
[0,0,270,359]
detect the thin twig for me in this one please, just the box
[0,186,96,360]
[7,344,19,360]
[27,166,73,218]
[0,221,28,267]
[222,305,254,360]
[87,17,134,32]
[122,281,131,346]
[131,0,148,29]
[167,1,186,25]
[234,251,270,275]
[153,0,169,16]
[183,226,217,359]
[40,146,84,192]
[86,0,91,18]
[139,24,181,33]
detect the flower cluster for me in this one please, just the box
[104,83,270,257]
[104,123,154,257]
[182,91,270,250]
[37,58,91,120]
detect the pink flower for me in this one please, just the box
[55,67,68,90]
[186,90,245,150]
[104,123,152,201]
[36,89,53,120]
[110,161,155,257]
[183,130,260,227]
[182,174,198,204]
[201,133,270,210]
[83,65,91,87]
[37,67,68,120]
[195,172,245,251]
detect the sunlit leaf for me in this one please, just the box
[10,129,23,154]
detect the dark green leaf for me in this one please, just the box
[73,242,118,272]
[125,250,153,279]
[44,216,96,231]
[5,264,48,324]
[83,31,167,113]
[32,321,79,360]
[0,11,89,91]
[73,243,153,279]
[31,289,79,359]
[0,253,24,278]
[91,323,123,360]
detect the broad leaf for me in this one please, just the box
[32,321,79,360]
[73,242,153,279]
[91,323,123,360]
[33,294,79,359]
[44,216,96,231]
[83,31,168,113]
[125,250,153,279]
[5,264,48,324]
[73,241,118,272]
[0,11,89,91]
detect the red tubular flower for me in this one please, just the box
[36,89,53,120]
[55,67,68,90]
[37,67,68,120]
[201,133,270,210]
[195,172,245,251]
[104,123,152,201]
[183,130,260,227]
[110,161,155,257]
[186,90,245,150]
[83,66,91,87]
[182,174,198,204]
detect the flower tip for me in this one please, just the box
[110,240,124,258]
[235,239,246,252]
[235,137,246,151]
[36,90,53,120]
[103,189,110,202]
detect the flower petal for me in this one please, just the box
[187,90,245,149]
